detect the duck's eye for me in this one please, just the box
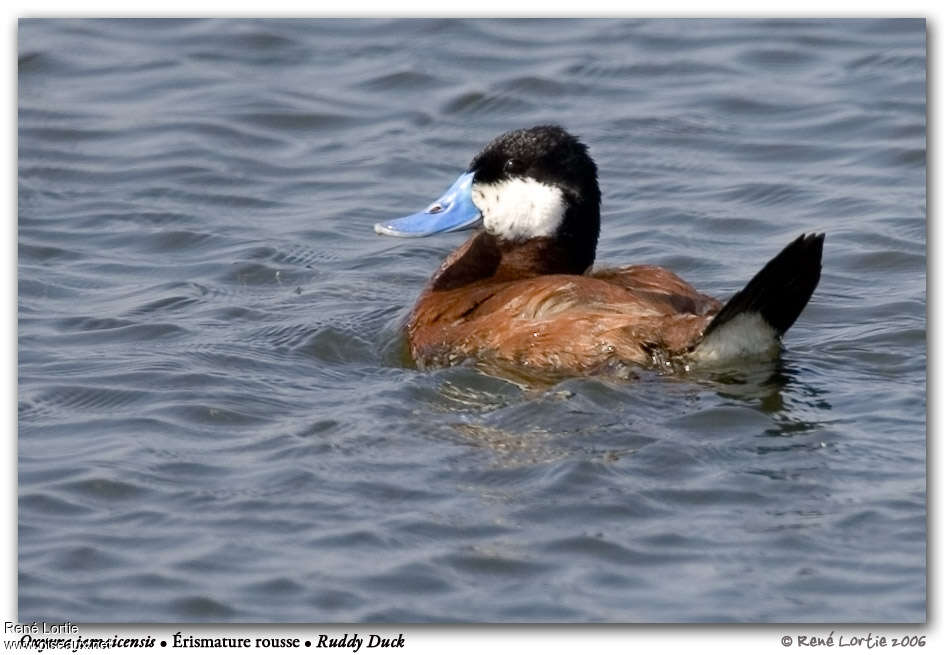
[503,158,521,174]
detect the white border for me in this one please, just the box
[4,5,934,655]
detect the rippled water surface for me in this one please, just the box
[18,19,926,622]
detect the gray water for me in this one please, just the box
[18,18,925,622]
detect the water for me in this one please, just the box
[18,18,925,622]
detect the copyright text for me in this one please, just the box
[781,633,926,648]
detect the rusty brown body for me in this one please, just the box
[406,231,722,374]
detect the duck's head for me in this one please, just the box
[376,125,601,274]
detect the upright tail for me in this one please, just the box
[694,233,824,361]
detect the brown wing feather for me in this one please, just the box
[591,265,722,315]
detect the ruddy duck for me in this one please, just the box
[375,125,823,376]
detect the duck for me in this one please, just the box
[374,125,824,377]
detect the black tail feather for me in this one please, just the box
[702,233,824,339]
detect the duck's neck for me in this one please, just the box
[429,231,594,292]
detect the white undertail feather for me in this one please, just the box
[472,178,567,241]
[692,312,780,363]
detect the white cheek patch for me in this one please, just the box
[471,178,567,241]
